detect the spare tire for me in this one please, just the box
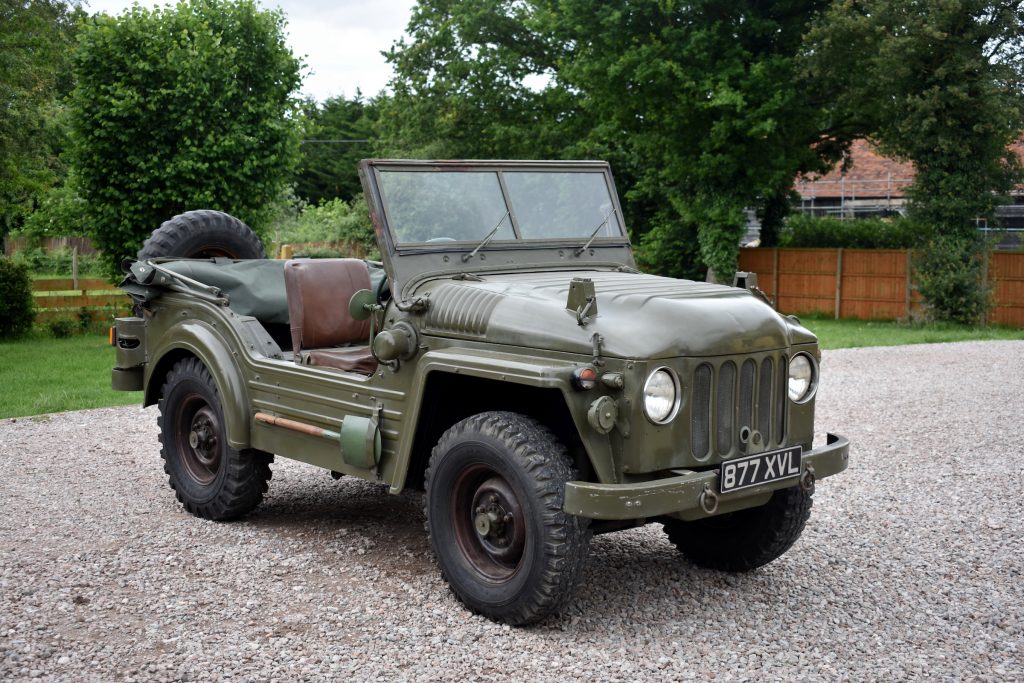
[137,210,266,261]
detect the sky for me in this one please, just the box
[82,0,418,102]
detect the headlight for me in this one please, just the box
[788,353,817,403]
[643,368,680,423]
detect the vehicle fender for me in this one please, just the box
[386,347,613,493]
[144,320,252,450]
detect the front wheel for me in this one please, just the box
[424,412,590,625]
[158,357,272,520]
[662,485,812,572]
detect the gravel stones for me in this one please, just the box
[1,340,1022,681]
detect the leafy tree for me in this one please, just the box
[385,1,852,281]
[806,0,1024,323]
[68,0,302,275]
[380,0,588,161]
[0,0,81,239]
[295,93,379,205]
[544,0,855,281]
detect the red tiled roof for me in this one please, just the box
[796,140,914,199]
[796,139,1024,200]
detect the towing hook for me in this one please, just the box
[699,483,719,515]
[800,465,816,495]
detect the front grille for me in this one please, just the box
[691,365,712,458]
[690,354,788,461]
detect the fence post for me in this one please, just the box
[772,247,779,310]
[905,249,912,320]
[72,247,80,291]
[982,249,990,327]
[834,248,844,320]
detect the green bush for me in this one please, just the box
[10,247,103,277]
[18,181,90,241]
[275,196,378,259]
[779,214,919,249]
[0,258,35,338]
[69,0,303,277]
[914,234,990,325]
[292,246,349,259]
[46,317,77,338]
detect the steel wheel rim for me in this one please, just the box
[176,393,222,486]
[189,245,239,259]
[451,464,526,582]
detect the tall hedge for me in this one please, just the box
[69,0,302,276]
[0,258,34,339]
[779,215,918,249]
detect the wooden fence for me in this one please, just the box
[28,250,1024,328]
[32,277,130,324]
[737,248,1024,328]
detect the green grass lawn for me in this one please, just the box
[0,333,141,419]
[2,317,1023,419]
[801,316,1024,349]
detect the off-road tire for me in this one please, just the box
[424,411,591,625]
[663,485,812,572]
[158,357,272,520]
[138,209,266,261]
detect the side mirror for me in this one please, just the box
[348,289,377,321]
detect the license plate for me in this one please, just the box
[719,446,802,494]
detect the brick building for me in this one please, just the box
[793,139,1024,248]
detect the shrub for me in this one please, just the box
[78,307,93,331]
[779,214,919,249]
[69,0,303,277]
[0,258,35,338]
[292,246,349,259]
[914,234,990,325]
[46,317,77,338]
[10,247,102,277]
[275,196,378,259]
[18,181,90,242]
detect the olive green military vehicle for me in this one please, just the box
[112,160,849,625]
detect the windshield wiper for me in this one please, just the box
[461,210,510,263]
[575,208,617,256]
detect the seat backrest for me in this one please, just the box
[284,259,372,352]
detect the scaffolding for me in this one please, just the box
[794,174,913,219]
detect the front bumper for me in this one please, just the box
[564,433,849,521]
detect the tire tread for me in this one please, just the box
[158,357,272,521]
[137,209,265,261]
[663,486,812,572]
[424,411,590,625]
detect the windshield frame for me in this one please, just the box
[359,159,636,298]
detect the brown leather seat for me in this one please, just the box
[284,259,378,374]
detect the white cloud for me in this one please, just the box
[83,0,416,101]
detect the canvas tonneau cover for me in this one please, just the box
[121,258,386,326]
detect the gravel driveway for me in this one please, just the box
[2,341,1022,682]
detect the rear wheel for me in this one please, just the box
[662,486,812,571]
[158,357,272,520]
[137,209,265,261]
[424,411,590,625]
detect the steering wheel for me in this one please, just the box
[426,237,457,243]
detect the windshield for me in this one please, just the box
[377,168,624,246]
[504,171,619,239]
[380,171,515,243]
